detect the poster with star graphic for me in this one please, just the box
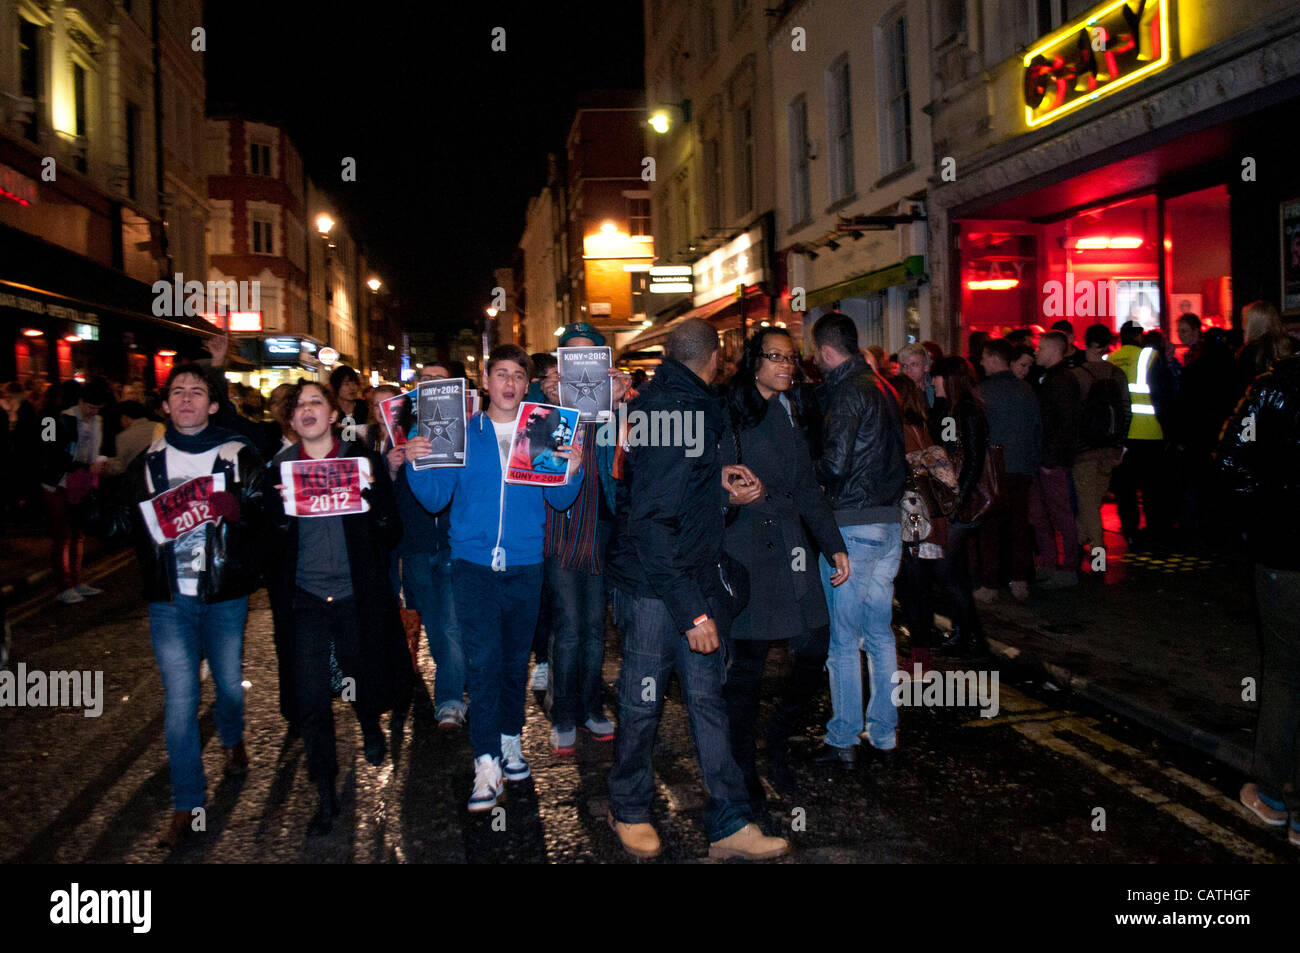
[504,402,581,486]
[412,377,468,469]
[557,346,613,422]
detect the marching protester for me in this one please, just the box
[976,338,1041,602]
[1029,331,1083,588]
[544,322,627,752]
[928,358,991,658]
[606,318,790,860]
[810,312,906,764]
[404,344,582,812]
[104,363,267,848]
[1070,324,1132,562]
[721,328,848,800]
[39,376,113,605]
[1217,353,1300,850]
[526,350,560,692]
[330,365,364,434]
[264,381,412,835]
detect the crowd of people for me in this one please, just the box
[3,299,1297,857]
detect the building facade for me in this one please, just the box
[1,0,213,386]
[927,0,1300,355]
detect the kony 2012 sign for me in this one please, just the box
[280,457,372,518]
[1023,0,1170,128]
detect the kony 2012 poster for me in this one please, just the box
[139,473,227,545]
[504,402,580,486]
[279,457,372,517]
[413,377,468,469]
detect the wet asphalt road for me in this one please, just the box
[1,556,1295,864]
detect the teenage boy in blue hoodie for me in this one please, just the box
[405,344,582,811]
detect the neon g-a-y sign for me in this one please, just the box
[1023,0,1171,128]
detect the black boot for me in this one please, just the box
[938,626,972,658]
[308,782,341,836]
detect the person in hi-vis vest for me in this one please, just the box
[1107,321,1175,547]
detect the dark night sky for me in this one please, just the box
[206,1,646,333]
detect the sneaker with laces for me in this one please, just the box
[74,583,103,597]
[468,755,503,812]
[529,662,549,691]
[55,588,84,605]
[500,733,530,781]
[550,725,576,753]
[1239,783,1287,826]
[582,714,615,740]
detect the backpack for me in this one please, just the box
[1078,364,1126,447]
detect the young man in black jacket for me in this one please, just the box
[809,312,907,763]
[1030,331,1083,588]
[605,318,789,861]
[108,363,267,848]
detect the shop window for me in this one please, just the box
[1163,184,1232,355]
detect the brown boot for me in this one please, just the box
[223,741,249,776]
[608,811,661,859]
[708,822,790,861]
[158,810,191,849]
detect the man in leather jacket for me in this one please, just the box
[1217,355,1300,845]
[810,312,906,762]
[107,363,267,848]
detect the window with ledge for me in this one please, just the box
[125,103,139,199]
[72,62,88,172]
[880,13,912,175]
[252,215,274,255]
[704,138,723,228]
[628,197,651,237]
[19,17,42,142]
[825,55,855,202]
[934,0,967,45]
[250,141,272,176]
[787,95,811,226]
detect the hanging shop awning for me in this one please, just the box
[805,254,925,310]
[619,294,736,353]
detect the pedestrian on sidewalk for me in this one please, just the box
[404,345,583,813]
[721,328,848,801]
[1108,321,1175,549]
[38,377,112,605]
[929,357,990,659]
[976,339,1041,602]
[1070,324,1131,562]
[1218,354,1300,849]
[264,381,411,836]
[605,319,789,861]
[810,312,906,766]
[544,323,627,754]
[1029,331,1083,588]
[104,363,267,848]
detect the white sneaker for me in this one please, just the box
[500,733,530,781]
[55,588,84,605]
[550,725,577,752]
[468,755,503,812]
[529,662,549,691]
[74,584,103,597]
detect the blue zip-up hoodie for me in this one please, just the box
[406,411,582,568]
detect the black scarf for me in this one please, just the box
[164,422,248,454]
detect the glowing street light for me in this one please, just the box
[486,307,499,318]
[367,277,382,292]
[315,213,334,235]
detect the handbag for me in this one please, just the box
[955,443,1006,525]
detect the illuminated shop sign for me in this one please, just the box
[1023,0,1170,128]
[649,266,693,295]
[693,226,765,307]
[263,336,301,362]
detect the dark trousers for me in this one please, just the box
[545,556,608,729]
[532,569,552,666]
[979,473,1034,587]
[44,487,84,589]
[268,585,298,726]
[1114,439,1172,540]
[607,588,752,842]
[1253,564,1300,812]
[899,522,983,645]
[291,589,378,787]
[724,626,829,786]
[452,559,543,759]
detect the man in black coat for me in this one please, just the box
[811,312,906,763]
[605,318,789,861]
[1030,331,1083,587]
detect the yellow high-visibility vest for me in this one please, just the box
[1106,345,1162,440]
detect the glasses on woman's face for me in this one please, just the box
[760,352,796,365]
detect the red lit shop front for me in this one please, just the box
[959,181,1232,352]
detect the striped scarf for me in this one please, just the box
[544,422,603,573]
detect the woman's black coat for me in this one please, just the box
[263,440,412,716]
[721,393,845,641]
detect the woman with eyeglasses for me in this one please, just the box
[263,381,412,835]
[720,328,850,801]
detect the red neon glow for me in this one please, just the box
[967,279,1020,290]
[1073,236,1144,250]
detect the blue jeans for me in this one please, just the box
[607,589,752,842]
[545,556,608,729]
[148,595,249,811]
[820,522,902,750]
[451,559,543,759]
[402,551,466,716]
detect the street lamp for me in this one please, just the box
[367,277,382,292]
[315,214,334,236]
